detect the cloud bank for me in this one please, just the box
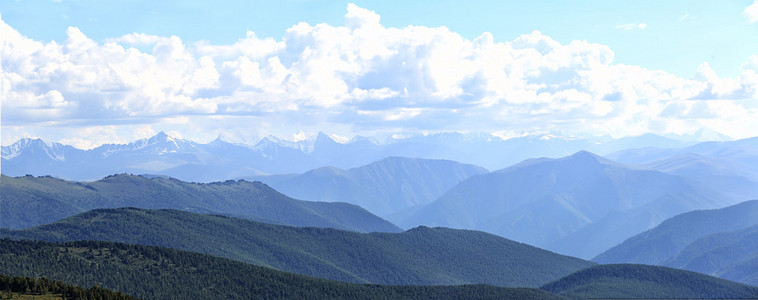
[2,4,758,147]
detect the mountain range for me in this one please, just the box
[4,218,758,299]
[400,151,733,259]
[1,131,699,182]
[1,207,594,287]
[0,174,399,233]
[593,200,758,286]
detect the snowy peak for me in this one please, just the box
[1,138,66,161]
[97,132,197,156]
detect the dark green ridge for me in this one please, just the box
[0,239,563,300]
[540,264,758,299]
[0,173,400,233]
[1,207,593,288]
[663,223,758,286]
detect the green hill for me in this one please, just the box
[0,174,400,233]
[0,239,561,300]
[540,264,758,298]
[663,224,758,286]
[2,208,593,287]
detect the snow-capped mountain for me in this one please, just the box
[0,131,729,183]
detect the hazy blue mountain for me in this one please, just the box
[594,200,758,266]
[3,131,701,182]
[540,264,758,298]
[593,200,758,286]
[634,153,758,200]
[402,151,730,259]
[609,136,758,182]
[2,207,595,288]
[265,157,488,218]
[663,224,758,286]
[0,174,400,233]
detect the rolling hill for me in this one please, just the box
[401,151,730,259]
[540,264,758,298]
[262,156,488,218]
[0,239,561,300]
[1,207,594,288]
[664,224,758,286]
[0,174,400,233]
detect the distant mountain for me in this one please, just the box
[609,136,758,182]
[593,200,758,286]
[2,131,701,182]
[263,157,488,218]
[540,264,758,299]
[402,151,730,259]
[0,239,561,300]
[0,174,400,233]
[2,208,595,288]
[633,153,758,200]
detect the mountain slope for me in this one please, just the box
[0,174,400,233]
[540,264,758,298]
[0,239,561,300]
[267,157,488,218]
[593,200,758,265]
[403,151,729,259]
[1,208,594,287]
[662,224,758,286]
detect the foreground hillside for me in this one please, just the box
[403,151,728,259]
[541,264,758,298]
[0,174,400,233]
[0,275,138,300]
[4,239,755,299]
[2,208,594,288]
[0,239,560,300]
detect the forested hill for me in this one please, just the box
[0,174,400,233]
[0,239,562,300]
[540,264,758,299]
[0,274,139,300]
[2,207,593,288]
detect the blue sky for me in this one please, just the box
[1,1,758,147]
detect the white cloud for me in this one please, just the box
[615,23,648,30]
[746,0,758,23]
[2,4,757,147]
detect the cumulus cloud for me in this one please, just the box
[2,4,758,146]
[746,1,758,23]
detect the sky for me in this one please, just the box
[1,0,758,148]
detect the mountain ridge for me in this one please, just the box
[1,207,595,288]
[0,173,400,233]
